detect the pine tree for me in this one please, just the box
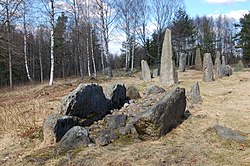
[235,11,250,63]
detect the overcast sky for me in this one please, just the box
[109,0,250,54]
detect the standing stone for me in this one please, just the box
[179,53,187,72]
[222,56,226,67]
[160,29,178,86]
[152,68,159,78]
[195,48,202,71]
[190,82,202,104]
[215,51,223,79]
[141,60,151,82]
[203,53,214,82]
[221,56,233,77]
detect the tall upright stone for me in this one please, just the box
[222,56,226,67]
[203,53,214,82]
[215,51,223,79]
[141,60,151,82]
[195,48,202,71]
[160,29,178,86]
[179,53,187,72]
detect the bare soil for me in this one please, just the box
[0,69,249,166]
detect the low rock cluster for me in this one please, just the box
[43,83,189,152]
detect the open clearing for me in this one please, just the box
[0,69,250,165]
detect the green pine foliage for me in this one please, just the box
[235,11,250,63]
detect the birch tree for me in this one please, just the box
[95,0,115,77]
[48,0,55,85]
[22,0,32,82]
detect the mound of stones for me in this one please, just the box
[43,83,188,152]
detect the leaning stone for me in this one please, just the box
[160,29,178,86]
[214,125,247,142]
[126,85,141,99]
[195,48,202,71]
[104,114,127,130]
[146,85,166,96]
[59,84,110,125]
[190,82,202,104]
[179,53,187,72]
[58,126,91,152]
[141,60,151,82]
[43,114,78,145]
[203,53,214,82]
[134,87,186,139]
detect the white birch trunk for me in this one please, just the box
[90,26,97,77]
[87,34,91,77]
[23,1,32,82]
[49,0,54,86]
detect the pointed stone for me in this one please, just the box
[179,53,187,72]
[160,29,178,86]
[141,60,151,82]
[203,53,214,82]
[195,48,202,71]
[190,82,202,104]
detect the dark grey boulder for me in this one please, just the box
[58,126,91,151]
[126,85,141,99]
[222,65,233,77]
[110,84,127,109]
[104,114,127,130]
[95,130,119,146]
[190,82,202,104]
[43,114,78,145]
[146,85,166,96]
[214,125,247,142]
[134,87,186,139]
[59,84,110,125]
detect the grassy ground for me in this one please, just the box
[0,69,249,165]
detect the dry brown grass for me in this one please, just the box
[0,69,250,165]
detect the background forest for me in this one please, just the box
[0,0,249,88]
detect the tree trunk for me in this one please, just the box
[39,42,43,83]
[23,1,32,82]
[87,34,91,77]
[6,5,12,89]
[90,26,97,77]
[49,0,55,86]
